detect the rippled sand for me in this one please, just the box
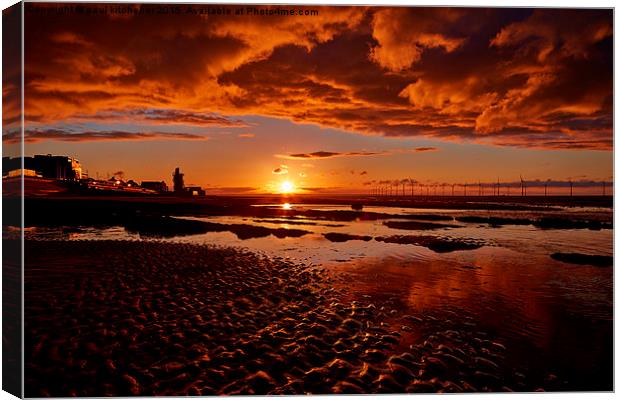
[24,240,584,396]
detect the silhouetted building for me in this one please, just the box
[3,154,82,180]
[2,157,16,176]
[141,181,168,192]
[172,167,185,193]
[186,186,206,196]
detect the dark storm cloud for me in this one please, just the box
[4,128,209,143]
[72,109,248,127]
[280,151,384,159]
[272,165,289,175]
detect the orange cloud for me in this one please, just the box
[491,9,612,61]
[20,5,612,151]
[370,8,465,72]
[399,77,498,115]
[474,10,613,136]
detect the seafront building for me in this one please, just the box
[172,167,205,196]
[2,155,207,196]
[3,154,82,180]
[141,181,169,193]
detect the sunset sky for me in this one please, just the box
[4,4,613,194]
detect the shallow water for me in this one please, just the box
[24,205,612,262]
[23,203,613,390]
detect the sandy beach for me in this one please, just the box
[23,239,563,396]
[19,193,613,395]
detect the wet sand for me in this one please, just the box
[22,239,567,396]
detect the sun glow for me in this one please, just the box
[279,180,295,194]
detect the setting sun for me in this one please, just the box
[279,180,295,194]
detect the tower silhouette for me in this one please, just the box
[173,167,185,193]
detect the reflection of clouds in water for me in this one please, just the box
[333,247,611,378]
